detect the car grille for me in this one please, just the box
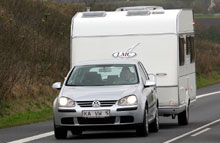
[77,117,115,124]
[76,100,117,107]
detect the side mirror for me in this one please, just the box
[144,80,156,87]
[52,82,62,90]
[148,73,156,82]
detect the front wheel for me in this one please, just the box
[54,122,67,139]
[178,106,189,125]
[149,108,159,132]
[136,107,149,137]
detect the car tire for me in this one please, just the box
[136,107,149,137]
[178,106,189,125]
[54,123,67,139]
[71,129,83,136]
[149,108,159,132]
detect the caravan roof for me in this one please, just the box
[71,8,194,37]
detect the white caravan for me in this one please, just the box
[70,6,196,125]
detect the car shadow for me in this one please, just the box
[159,123,180,129]
[68,130,137,140]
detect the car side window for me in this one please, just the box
[138,63,147,84]
[139,62,149,80]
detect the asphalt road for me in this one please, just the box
[0,84,220,143]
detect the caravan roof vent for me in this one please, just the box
[116,6,163,11]
[82,11,106,18]
[127,10,151,16]
[152,10,165,14]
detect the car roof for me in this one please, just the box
[74,59,140,66]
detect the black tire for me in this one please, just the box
[136,107,149,137]
[71,129,83,136]
[54,123,67,139]
[178,106,189,125]
[149,108,159,132]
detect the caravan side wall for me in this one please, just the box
[178,10,196,107]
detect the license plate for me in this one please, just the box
[82,110,110,118]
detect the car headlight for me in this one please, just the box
[58,97,75,107]
[118,95,137,106]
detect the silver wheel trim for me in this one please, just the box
[156,109,159,128]
[146,110,148,132]
[186,106,189,120]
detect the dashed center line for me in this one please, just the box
[191,128,211,137]
[163,119,220,143]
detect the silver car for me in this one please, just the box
[52,59,159,139]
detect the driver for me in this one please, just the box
[120,67,133,83]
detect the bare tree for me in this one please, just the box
[208,0,216,12]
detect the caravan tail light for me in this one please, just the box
[169,100,174,105]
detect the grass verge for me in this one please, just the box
[0,108,53,129]
[194,13,220,19]
[197,72,220,89]
[0,90,57,129]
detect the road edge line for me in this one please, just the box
[197,91,220,99]
[7,131,54,143]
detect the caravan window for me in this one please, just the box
[179,37,185,66]
[186,37,191,55]
[190,37,195,63]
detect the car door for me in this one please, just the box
[138,62,154,120]
[139,62,157,118]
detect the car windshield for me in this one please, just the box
[66,64,139,86]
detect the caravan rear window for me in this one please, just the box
[179,37,185,66]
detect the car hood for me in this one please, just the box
[60,85,139,101]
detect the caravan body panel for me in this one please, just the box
[71,34,178,87]
[70,8,196,116]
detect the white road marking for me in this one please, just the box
[197,91,220,99]
[7,131,54,143]
[6,91,220,143]
[163,118,220,143]
[191,128,211,137]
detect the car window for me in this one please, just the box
[66,64,139,86]
[138,63,147,84]
[139,62,149,80]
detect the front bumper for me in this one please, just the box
[54,105,143,128]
